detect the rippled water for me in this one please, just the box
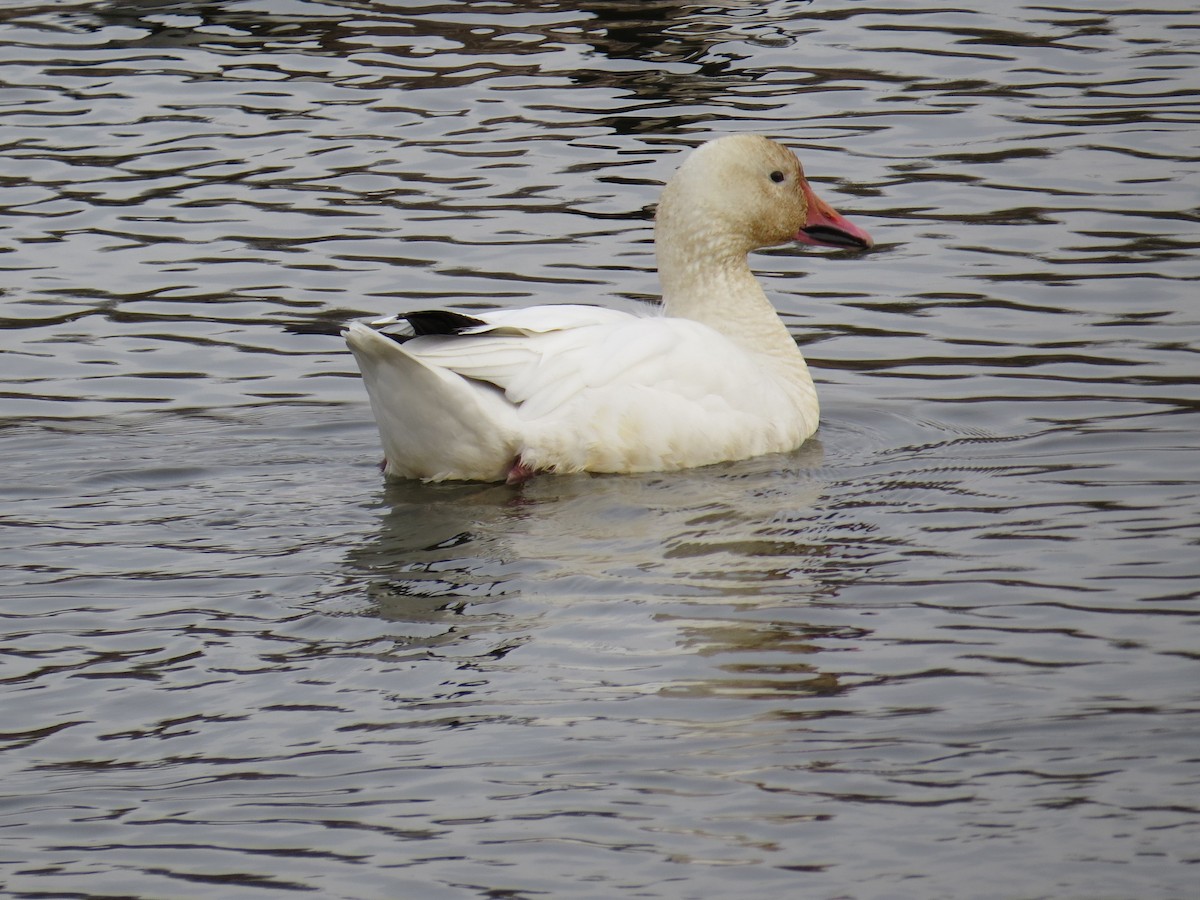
[2,1,1198,897]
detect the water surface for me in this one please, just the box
[1,1,1197,898]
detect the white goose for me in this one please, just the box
[344,134,872,483]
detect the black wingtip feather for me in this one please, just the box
[404,310,489,336]
[282,321,347,337]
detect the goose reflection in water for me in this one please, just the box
[340,440,864,702]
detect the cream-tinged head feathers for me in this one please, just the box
[653,135,872,332]
[656,134,811,255]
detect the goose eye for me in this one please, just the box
[769,170,786,183]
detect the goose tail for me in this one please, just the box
[343,322,518,482]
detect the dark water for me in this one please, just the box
[2,1,1198,897]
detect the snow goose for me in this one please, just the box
[344,134,872,483]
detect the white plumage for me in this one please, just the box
[345,134,873,483]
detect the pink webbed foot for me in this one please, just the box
[505,458,537,485]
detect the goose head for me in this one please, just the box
[655,134,873,257]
